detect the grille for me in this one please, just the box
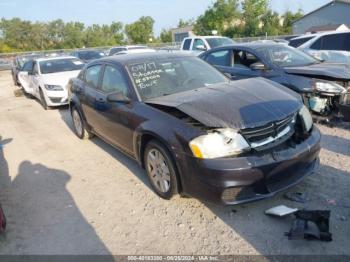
[240,114,296,150]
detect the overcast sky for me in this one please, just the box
[0,0,330,35]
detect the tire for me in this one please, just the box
[71,106,93,140]
[0,205,6,233]
[39,88,49,110]
[144,140,179,200]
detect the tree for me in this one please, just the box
[261,10,282,36]
[125,16,155,44]
[194,0,240,35]
[160,29,172,43]
[241,0,269,36]
[177,19,194,28]
[281,9,303,34]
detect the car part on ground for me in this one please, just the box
[286,210,332,242]
[265,205,298,217]
[200,43,350,120]
[69,52,320,205]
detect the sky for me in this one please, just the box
[0,0,330,35]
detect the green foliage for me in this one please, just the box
[0,18,125,53]
[241,0,268,36]
[177,19,194,28]
[125,16,155,44]
[281,9,303,34]
[160,29,172,43]
[194,0,240,35]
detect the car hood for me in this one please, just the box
[146,78,302,130]
[284,63,350,80]
[40,70,81,88]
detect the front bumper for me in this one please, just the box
[177,127,321,205]
[45,89,69,106]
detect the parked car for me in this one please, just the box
[12,54,41,86]
[0,59,12,71]
[181,36,235,52]
[18,56,85,109]
[108,45,148,56]
[70,50,106,63]
[200,43,350,117]
[112,48,156,55]
[289,31,350,64]
[68,52,320,205]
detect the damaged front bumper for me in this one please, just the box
[177,127,321,205]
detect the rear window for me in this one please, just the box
[320,33,350,51]
[288,37,314,48]
[39,58,84,74]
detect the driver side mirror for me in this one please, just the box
[196,45,207,51]
[107,92,131,104]
[250,62,268,71]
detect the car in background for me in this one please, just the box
[289,31,350,64]
[18,56,84,109]
[200,43,350,118]
[108,45,148,56]
[181,36,235,52]
[68,52,320,205]
[70,49,106,63]
[0,59,12,71]
[11,54,41,86]
[112,48,156,55]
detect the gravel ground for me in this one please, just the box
[0,70,349,255]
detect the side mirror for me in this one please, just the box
[107,92,131,104]
[196,45,207,51]
[250,62,268,71]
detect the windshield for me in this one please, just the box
[128,57,228,100]
[206,38,235,48]
[39,58,84,74]
[255,45,319,67]
[78,51,105,60]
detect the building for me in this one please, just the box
[292,0,350,34]
[171,26,195,43]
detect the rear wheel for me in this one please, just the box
[144,140,179,199]
[39,88,49,110]
[71,107,93,140]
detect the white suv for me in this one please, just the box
[289,31,350,64]
[181,36,235,52]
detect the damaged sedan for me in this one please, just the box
[69,52,320,205]
[200,43,350,119]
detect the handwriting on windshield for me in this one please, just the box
[130,62,163,89]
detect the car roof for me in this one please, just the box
[94,51,195,65]
[35,56,78,62]
[291,30,350,40]
[207,42,284,51]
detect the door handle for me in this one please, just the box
[95,97,105,103]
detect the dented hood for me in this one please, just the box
[146,78,302,130]
[284,62,350,80]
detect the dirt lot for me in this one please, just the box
[0,70,349,255]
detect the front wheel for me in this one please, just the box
[71,107,93,140]
[144,140,179,199]
[39,88,49,110]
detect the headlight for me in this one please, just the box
[44,84,64,91]
[314,81,345,94]
[299,105,313,132]
[189,128,250,159]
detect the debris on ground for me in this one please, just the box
[265,205,298,217]
[285,210,332,242]
[13,89,24,97]
[284,192,310,203]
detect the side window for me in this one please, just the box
[182,39,191,50]
[205,50,232,67]
[22,61,34,72]
[85,65,102,89]
[192,39,206,50]
[321,34,347,51]
[310,38,322,50]
[345,33,350,51]
[101,66,129,96]
[233,51,259,69]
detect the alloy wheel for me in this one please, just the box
[147,148,171,193]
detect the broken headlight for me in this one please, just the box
[189,128,250,159]
[299,105,313,133]
[314,81,345,94]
